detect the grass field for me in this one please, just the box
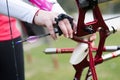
[24,32,120,80]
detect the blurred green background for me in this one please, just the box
[24,0,120,80]
[24,32,120,80]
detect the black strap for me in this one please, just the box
[55,14,73,36]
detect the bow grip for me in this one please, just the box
[55,14,74,36]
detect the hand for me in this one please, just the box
[89,33,96,47]
[33,10,74,39]
[89,33,96,42]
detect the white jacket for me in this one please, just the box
[0,0,39,23]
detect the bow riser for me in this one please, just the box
[72,0,111,80]
[75,0,110,37]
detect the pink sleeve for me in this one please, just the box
[29,0,53,11]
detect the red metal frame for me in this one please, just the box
[70,0,110,80]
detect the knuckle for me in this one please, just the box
[63,19,69,24]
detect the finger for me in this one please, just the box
[46,21,57,40]
[89,33,96,41]
[73,20,77,34]
[63,19,73,38]
[58,20,69,38]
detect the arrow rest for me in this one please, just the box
[83,25,95,34]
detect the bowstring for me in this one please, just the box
[5,0,19,80]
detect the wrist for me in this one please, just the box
[33,9,40,24]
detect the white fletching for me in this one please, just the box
[69,43,88,65]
